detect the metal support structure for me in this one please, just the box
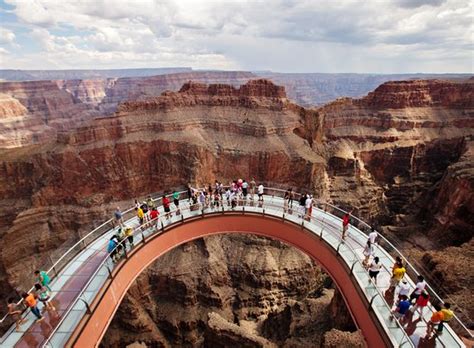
[106,265,113,279]
[350,260,358,275]
[79,298,92,315]
[369,293,379,309]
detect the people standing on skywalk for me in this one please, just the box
[410,290,429,319]
[249,179,256,200]
[368,256,382,285]
[410,275,426,303]
[124,226,134,247]
[368,227,378,245]
[21,292,44,323]
[363,240,374,267]
[136,205,144,226]
[34,270,51,291]
[187,184,193,202]
[162,195,171,219]
[305,194,313,220]
[437,302,454,334]
[34,283,55,312]
[147,195,155,210]
[390,294,411,325]
[172,190,180,215]
[140,201,149,222]
[342,210,352,240]
[107,235,119,262]
[8,298,26,331]
[426,304,444,338]
[242,179,249,199]
[298,193,306,218]
[397,280,411,303]
[114,207,123,227]
[258,183,264,202]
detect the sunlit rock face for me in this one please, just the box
[0,76,472,340]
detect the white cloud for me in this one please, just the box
[0,28,16,45]
[1,0,473,72]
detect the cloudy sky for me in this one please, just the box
[0,0,472,73]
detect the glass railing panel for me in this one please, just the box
[45,332,70,348]
[54,308,87,334]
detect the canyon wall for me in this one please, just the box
[0,77,472,342]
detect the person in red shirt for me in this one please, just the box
[411,290,430,319]
[162,195,171,220]
[149,207,159,228]
[342,210,352,240]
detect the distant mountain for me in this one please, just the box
[0,68,471,106]
[0,67,193,81]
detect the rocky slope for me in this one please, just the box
[0,77,472,343]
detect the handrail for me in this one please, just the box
[2,187,470,347]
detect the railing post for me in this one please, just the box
[369,293,379,310]
[242,206,245,214]
[161,221,164,232]
[123,245,128,259]
[263,208,265,216]
[336,241,344,254]
[301,219,304,229]
[181,214,184,223]
[80,298,92,314]
[141,231,146,243]
[319,229,324,240]
[350,260,358,275]
[282,213,285,221]
[106,265,113,279]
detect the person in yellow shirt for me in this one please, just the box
[137,207,144,226]
[124,227,134,246]
[437,303,454,333]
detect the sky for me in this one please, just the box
[0,0,472,73]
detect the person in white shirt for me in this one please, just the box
[305,195,312,218]
[397,280,410,300]
[363,241,375,267]
[368,256,382,285]
[410,275,426,303]
[368,227,378,244]
[257,184,264,202]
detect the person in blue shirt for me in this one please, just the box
[107,236,118,262]
[391,294,411,325]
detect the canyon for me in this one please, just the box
[0,73,472,346]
